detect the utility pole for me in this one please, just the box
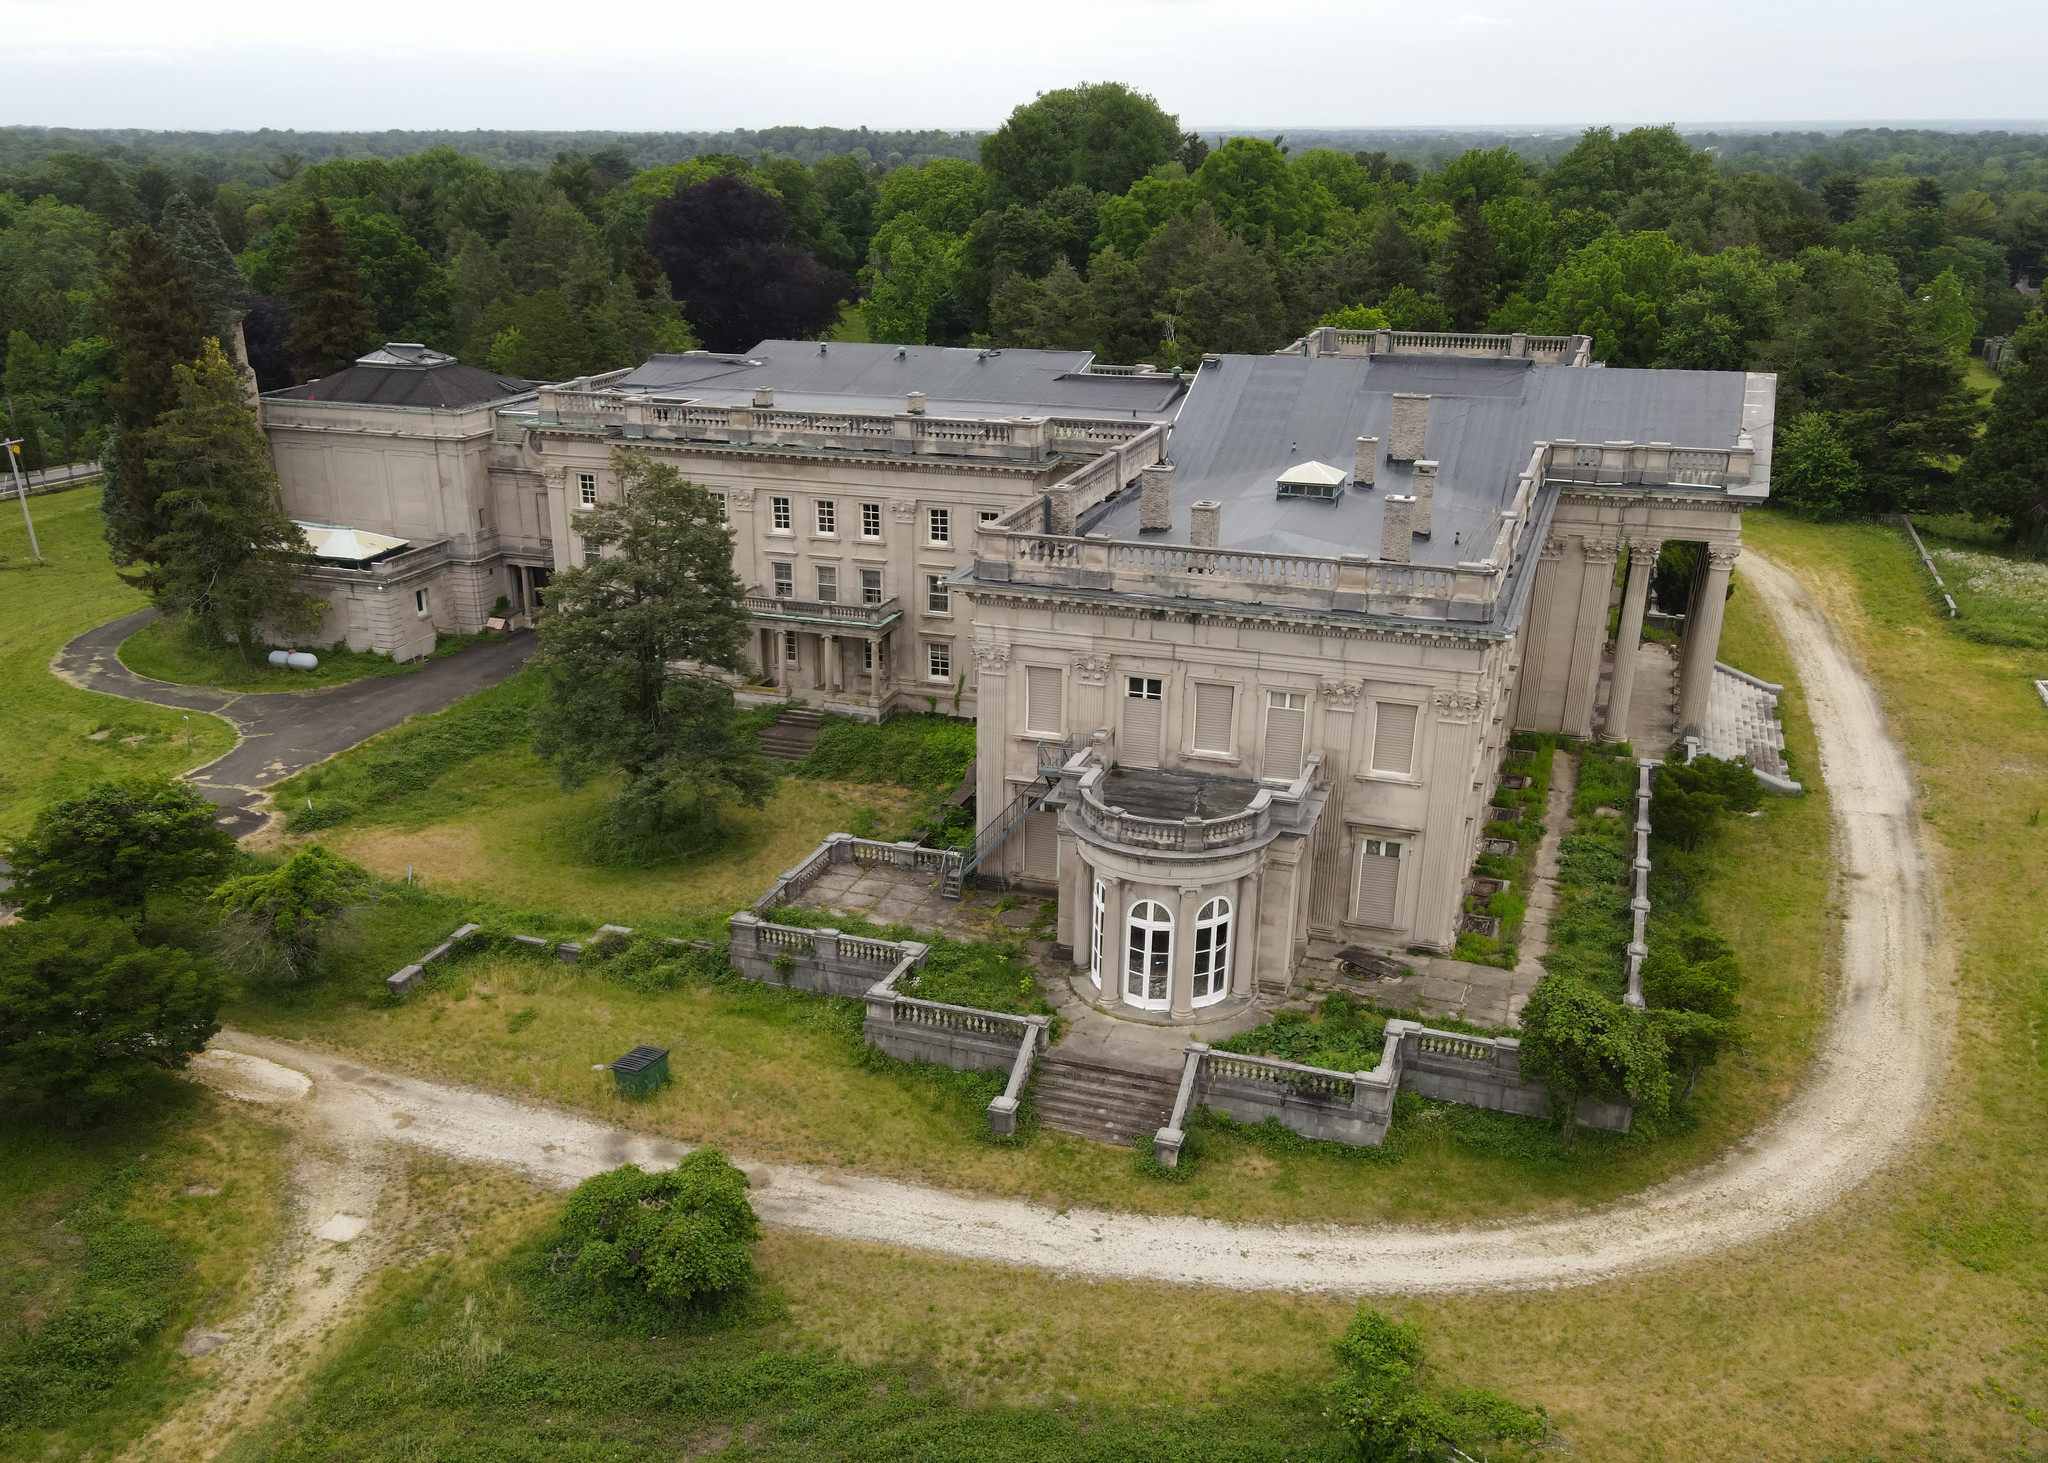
[3,439,40,563]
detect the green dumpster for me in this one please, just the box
[610,1045,670,1097]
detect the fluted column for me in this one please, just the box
[1676,544,1738,735]
[1604,537,1661,744]
[1562,536,1622,739]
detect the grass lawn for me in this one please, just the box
[1907,511,2048,651]
[0,488,236,838]
[116,611,496,693]
[0,1084,287,1463]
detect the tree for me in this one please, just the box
[2,778,232,922]
[643,174,850,352]
[555,1156,759,1314]
[1959,312,2048,545]
[157,194,251,345]
[209,844,374,985]
[529,452,772,861]
[1516,975,1671,1138]
[1772,412,1864,519]
[1361,210,1427,301]
[283,198,377,381]
[97,225,207,566]
[874,157,987,237]
[0,914,227,1118]
[1834,293,1983,511]
[1643,929,1746,1098]
[1320,304,1390,330]
[859,216,961,345]
[1325,1306,1546,1461]
[1138,208,1288,360]
[979,82,1181,211]
[1441,201,1499,330]
[1820,173,1864,224]
[1532,230,1686,366]
[136,339,324,656]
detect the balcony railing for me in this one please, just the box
[1285,327,1594,365]
[1055,749,1324,854]
[743,590,903,628]
[1539,438,1759,491]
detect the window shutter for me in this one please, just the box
[1355,842,1400,925]
[1123,698,1162,769]
[1371,703,1418,774]
[1263,695,1304,780]
[1023,808,1058,875]
[1192,683,1234,753]
[1025,666,1062,735]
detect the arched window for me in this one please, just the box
[1193,896,1232,1005]
[1125,901,1172,1010]
[1089,878,1106,989]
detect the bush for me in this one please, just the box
[554,1155,759,1316]
[3,778,233,921]
[796,712,975,793]
[1325,1305,1547,1461]
[209,844,374,985]
[1517,974,1671,1137]
[1213,992,1389,1072]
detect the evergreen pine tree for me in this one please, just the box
[284,199,377,382]
[1835,294,1983,512]
[158,194,251,341]
[1442,201,1500,331]
[137,339,323,658]
[1361,210,1426,303]
[96,225,207,566]
[1958,313,2048,547]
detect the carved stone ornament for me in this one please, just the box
[1072,654,1111,687]
[1706,542,1742,570]
[1581,536,1622,564]
[539,466,566,489]
[890,498,917,521]
[728,486,755,509]
[1318,678,1363,710]
[971,641,1010,672]
[1431,689,1485,721]
[1540,536,1567,560]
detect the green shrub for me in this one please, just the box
[554,1155,759,1316]
[1517,975,1671,1136]
[795,713,975,793]
[209,844,374,985]
[1325,1305,1547,1460]
[1213,992,1389,1072]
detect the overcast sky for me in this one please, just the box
[1,0,2040,134]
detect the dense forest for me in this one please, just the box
[2,86,2044,529]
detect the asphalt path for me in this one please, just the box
[52,608,536,834]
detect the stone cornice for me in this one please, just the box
[1556,488,1746,514]
[534,430,1068,479]
[960,581,1505,650]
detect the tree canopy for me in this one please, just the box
[555,1155,760,1314]
[643,174,849,351]
[2,777,232,922]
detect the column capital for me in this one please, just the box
[1432,688,1485,723]
[1706,542,1742,570]
[1628,535,1663,562]
[971,640,1010,673]
[1581,536,1622,565]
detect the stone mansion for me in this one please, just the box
[259,327,1772,1009]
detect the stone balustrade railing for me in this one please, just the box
[743,590,903,629]
[1625,759,1656,1007]
[1060,749,1324,854]
[1285,326,1593,365]
[751,832,964,914]
[1540,439,1759,492]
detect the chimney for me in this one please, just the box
[907,390,926,414]
[1389,393,1430,460]
[1411,460,1438,537]
[1380,496,1414,563]
[753,386,774,408]
[1355,435,1378,486]
[1139,463,1175,532]
[1190,499,1221,547]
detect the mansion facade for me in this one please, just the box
[260,327,1772,1009]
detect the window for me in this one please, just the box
[815,500,836,535]
[979,510,1000,524]
[1371,702,1420,776]
[815,565,838,602]
[1024,665,1063,736]
[1192,683,1235,755]
[1193,897,1232,1005]
[927,506,950,544]
[784,630,799,664]
[578,473,596,507]
[1355,838,1402,926]
[860,502,882,538]
[860,568,883,604]
[770,495,792,531]
[1090,878,1106,990]
[1124,901,1172,1009]
[1264,690,1307,781]
[926,574,950,613]
[862,640,874,672]
[1123,675,1163,770]
[710,491,727,521]
[927,641,952,680]
[771,561,793,597]
[414,588,429,616]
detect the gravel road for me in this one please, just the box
[191,549,1951,1294]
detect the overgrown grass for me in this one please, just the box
[0,489,236,838]
[1538,739,1638,1002]
[762,904,1050,1016]
[117,612,431,692]
[1911,512,2048,650]
[794,711,977,844]
[1456,737,1554,967]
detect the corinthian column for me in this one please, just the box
[1603,538,1661,744]
[1676,543,1739,735]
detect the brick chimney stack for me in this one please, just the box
[753,386,774,408]
[1355,435,1377,486]
[1380,496,1414,563]
[1190,499,1221,547]
[906,390,926,414]
[1139,463,1176,531]
[1411,460,1438,537]
[1389,394,1430,460]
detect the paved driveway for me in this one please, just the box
[52,609,538,834]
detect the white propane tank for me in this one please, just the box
[268,650,291,666]
[286,652,319,671]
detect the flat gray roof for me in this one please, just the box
[610,340,1186,422]
[1087,354,1752,564]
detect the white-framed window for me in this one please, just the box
[577,472,597,507]
[770,495,792,531]
[1024,665,1063,736]
[815,500,836,535]
[1123,675,1163,770]
[414,588,429,616]
[1124,901,1172,1009]
[815,565,838,602]
[860,568,883,604]
[1370,701,1420,776]
[783,630,799,664]
[1090,877,1106,990]
[1191,682,1235,755]
[860,502,882,538]
[1263,689,1307,781]
[862,640,874,672]
[927,506,950,544]
[979,510,1000,524]
[771,561,793,597]
[1354,837,1403,926]
[1193,896,1232,1005]
[926,573,950,613]
[927,641,951,680]
[709,490,727,521]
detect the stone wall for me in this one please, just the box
[725,910,927,999]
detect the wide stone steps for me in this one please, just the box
[1030,1052,1179,1145]
[757,708,822,762]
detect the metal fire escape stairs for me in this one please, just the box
[939,738,1072,898]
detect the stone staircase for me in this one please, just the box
[756,707,821,762]
[1030,1052,1179,1145]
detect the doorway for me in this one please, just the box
[1124,900,1172,1010]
